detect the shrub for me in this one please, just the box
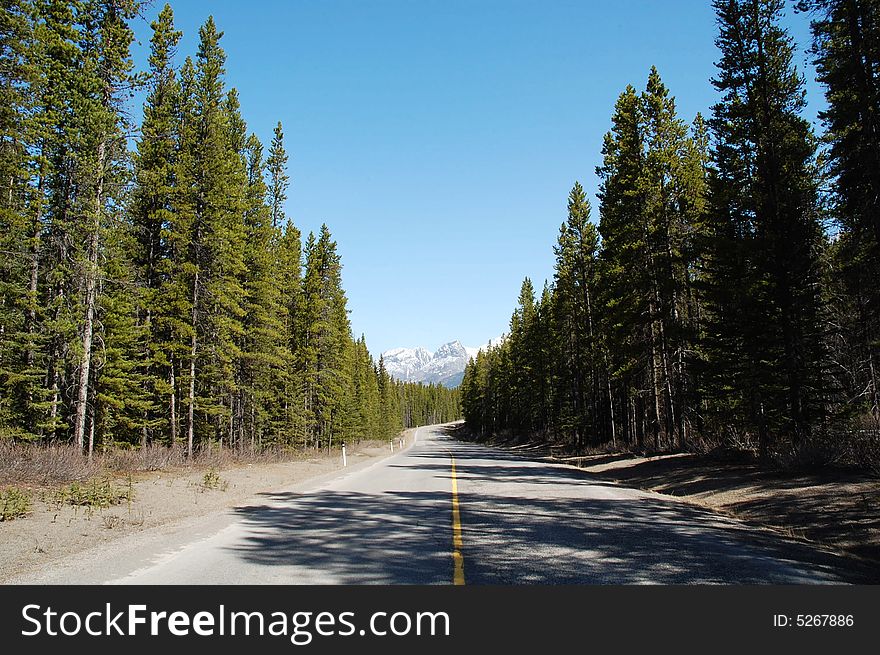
[850,428,880,477]
[54,477,134,509]
[0,487,31,521]
[201,468,227,491]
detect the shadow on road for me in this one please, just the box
[226,429,865,583]
[227,489,451,584]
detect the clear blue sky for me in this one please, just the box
[129,0,822,356]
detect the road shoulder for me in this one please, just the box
[0,432,415,584]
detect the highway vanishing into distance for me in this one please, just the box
[17,424,845,584]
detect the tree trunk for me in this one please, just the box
[677,346,686,449]
[665,230,684,450]
[752,390,769,459]
[26,173,43,378]
[25,218,41,428]
[170,356,178,445]
[49,368,59,439]
[659,319,676,449]
[228,392,233,452]
[605,366,617,448]
[187,271,199,459]
[868,352,879,427]
[141,306,151,449]
[74,140,105,452]
[648,315,662,451]
[88,407,95,458]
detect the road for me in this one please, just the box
[23,424,845,584]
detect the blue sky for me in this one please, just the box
[129,0,822,356]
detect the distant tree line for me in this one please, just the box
[0,1,459,455]
[462,0,880,466]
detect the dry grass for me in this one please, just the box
[0,441,104,485]
[0,440,320,487]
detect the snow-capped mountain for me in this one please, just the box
[380,346,433,381]
[382,337,504,388]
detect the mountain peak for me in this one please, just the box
[381,336,504,388]
[434,340,466,359]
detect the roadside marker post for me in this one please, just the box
[342,442,347,467]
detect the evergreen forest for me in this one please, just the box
[0,1,460,456]
[461,0,880,469]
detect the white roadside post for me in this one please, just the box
[342,442,347,467]
[390,439,394,453]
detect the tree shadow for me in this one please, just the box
[227,489,452,584]
[225,429,870,583]
[577,454,880,572]
[455,490,858,584]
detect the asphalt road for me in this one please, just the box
[30,424,847,584]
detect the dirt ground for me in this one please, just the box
[553,450,880,579]
[0,433,411,583]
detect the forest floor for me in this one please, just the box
[0,433,410,583]
[547,449,880,580]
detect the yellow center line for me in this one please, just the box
[451,454,465,585]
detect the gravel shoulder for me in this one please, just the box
[0,432,413,583]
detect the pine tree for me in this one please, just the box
[166,54,198,451]
[265,122,304,444]
[346,336,381,441]
[210,87,248,448]
[0,2,31,208]
[91,224,153,449]
[176,17,248,456]
[799,0,880,425]
[27,0,84,441]
[642,68,709,449]
[377,355,401,438]
[12,0,144,453]
[130,2,181,445]
[597,82,657,450]
[301,225,353,449]
[298,230,318,444]
[239,132,289,448]
[69,0,139,453]
[461,348,491,437]
[553,183,605,446]
[705,0,828,454]
[596,69,709,451]
[266,121,289,229]
[536,282,555,435]
[507,277,537,433]
[278,218,304,443]
[0,0,39,439]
